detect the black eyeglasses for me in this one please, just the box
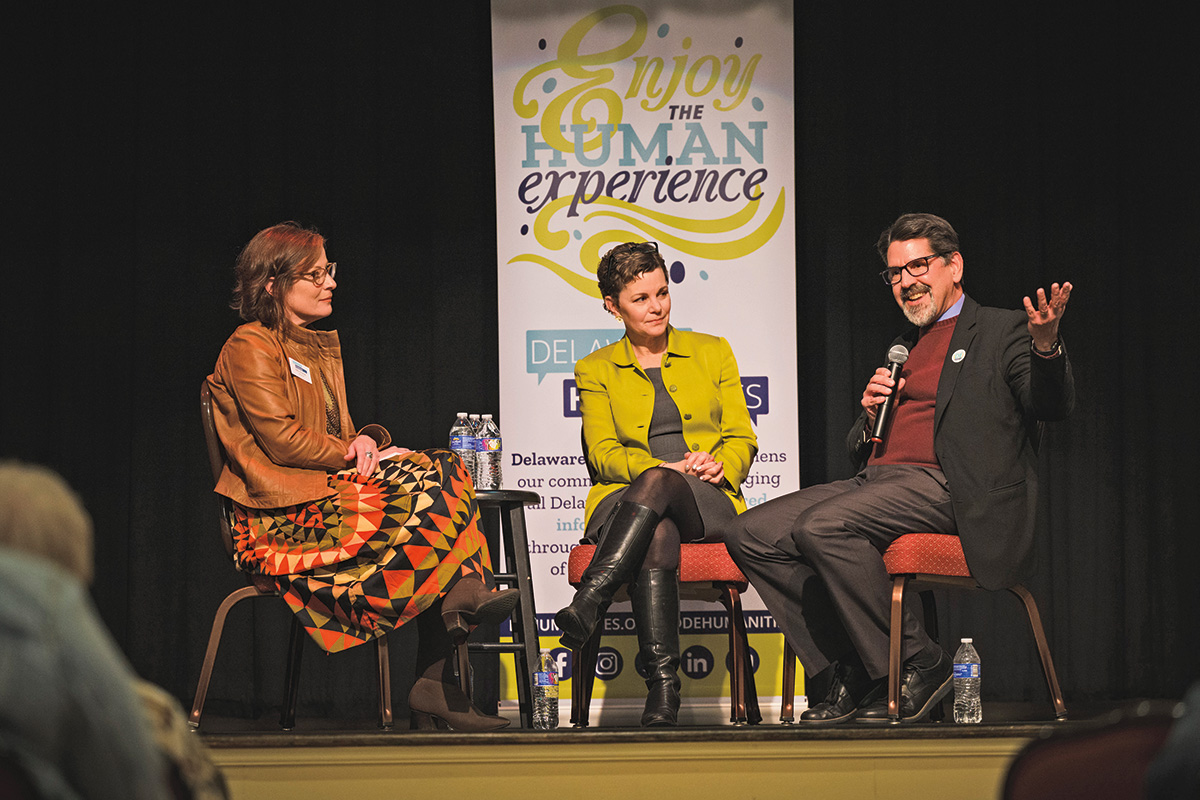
[606,241,659,270]
[879,253,946,286]
[300,262,337,286]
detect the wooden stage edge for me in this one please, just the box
[200,712,1099,800]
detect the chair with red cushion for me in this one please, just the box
[565,541,761,726]
[781,532,1067,723]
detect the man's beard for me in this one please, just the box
[900,287,938,327]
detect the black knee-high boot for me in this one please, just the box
[631,569,681,727]
[554,502,660,651]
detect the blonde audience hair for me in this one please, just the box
[0,460,95,584]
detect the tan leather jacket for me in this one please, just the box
[207,321,391,509]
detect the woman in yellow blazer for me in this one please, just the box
[555,242,757,726]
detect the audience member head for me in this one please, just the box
[230,222,328,331]
[0,460,94,584]
[596,241,668,313]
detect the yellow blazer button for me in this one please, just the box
[683,413,692,420]
[669,385,678,392]
[690,443,699,451]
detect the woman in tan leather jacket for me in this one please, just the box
[207,222,516,731]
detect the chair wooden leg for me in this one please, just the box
[720,585,744,724]
[721,583,761,725]
[375,635,393,730]
[887,575,907,721]
[280,616,305,730]
[780,642,796,724]
[188,585,261,728]
[1008,584,1069,720]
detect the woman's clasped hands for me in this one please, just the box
[671,451,724,485]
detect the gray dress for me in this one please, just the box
[584,367,736,544]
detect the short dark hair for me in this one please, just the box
[230,222,326,331]
[596,242,667,310]
[876,213,960,263]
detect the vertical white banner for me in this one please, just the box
[492,0,797,720]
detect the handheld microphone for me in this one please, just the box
[870,344,910,444]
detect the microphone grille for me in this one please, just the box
[887,344,910,364]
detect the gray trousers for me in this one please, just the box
[722,465,955,680]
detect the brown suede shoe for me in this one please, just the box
[408,677,510,732]
[441,577,520,640]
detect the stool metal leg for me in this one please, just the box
[472,492,543,728]
[502,502,541,729]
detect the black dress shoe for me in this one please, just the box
[858,649,953,722]
[800,662,881,725]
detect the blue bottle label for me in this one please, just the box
[534,671,557,687]
[953,663,980,679]
[477,436,502,452]
[451,435,475,450]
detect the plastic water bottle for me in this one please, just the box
[448,412,476,483]
[532,650,559,730]
[475,414,503,490]
[467,414,482,483]
[953,638,982,723]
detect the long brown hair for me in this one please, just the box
[230,222,326,331]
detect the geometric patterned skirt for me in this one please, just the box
[231,449,492,653]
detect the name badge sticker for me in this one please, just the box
[288,358,312,383]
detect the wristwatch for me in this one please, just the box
[1031,338,1062,358]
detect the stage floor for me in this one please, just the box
[197,701,1170,800]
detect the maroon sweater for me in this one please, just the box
[869,316,958,468]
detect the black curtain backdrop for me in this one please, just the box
[6,2,1196,719]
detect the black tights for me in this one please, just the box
[606,466,704,571]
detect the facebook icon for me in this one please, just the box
[550,646,573,681]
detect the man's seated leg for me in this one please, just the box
[722,479,867,686]
[789,465,955,721]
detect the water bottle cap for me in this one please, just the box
[482,413,493,419]
[456,412,467,417]
[961,637,972,643]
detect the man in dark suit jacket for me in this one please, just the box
[723,213,1074,723]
